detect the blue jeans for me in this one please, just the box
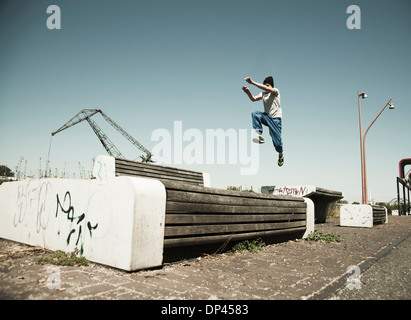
[252,111,283,153]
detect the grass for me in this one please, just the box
[39,248,90,266]
[307,231,344,243]
[231,238,266,254]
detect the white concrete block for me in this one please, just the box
[340,204,373,228]
[92,154,116,179]
[384,207,388,224]
[0,176,166,271]
[303,198,315,239]
[202,172,211,187]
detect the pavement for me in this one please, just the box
[0,215,410,301]
[331,231,411,300]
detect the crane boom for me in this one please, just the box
[99,110,151,156]
[51,109,100,136]
[51,109,152,162]
[85,116,124,158]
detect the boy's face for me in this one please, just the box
[264,83,272,92]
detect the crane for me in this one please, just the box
[51,109,153,163]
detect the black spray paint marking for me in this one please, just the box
[55,191,98,254]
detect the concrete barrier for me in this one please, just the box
[340,204,373,228]
[261,185,343,223]
[303,198,315,239]
[0,158,317,271]
[0,176,166,271]
[340,204,388,228]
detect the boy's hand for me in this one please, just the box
[244,77,253,84]
[242,86,249,92]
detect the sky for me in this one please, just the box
[1,0,410,203]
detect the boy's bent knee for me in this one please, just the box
[252,110,263,118]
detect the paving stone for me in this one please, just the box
[0,216,410,300]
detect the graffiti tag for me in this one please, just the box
[14,180,52,232]
[55,191,98,254]
[274,186,309,197]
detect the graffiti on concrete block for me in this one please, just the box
[14,180,52,233]
[55,191,98,254]
[273,186,315,197]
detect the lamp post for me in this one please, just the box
[358,91,367,204]
[358,91,395,204]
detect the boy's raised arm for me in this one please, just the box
[244,77,278,94]
[242,85,262,102]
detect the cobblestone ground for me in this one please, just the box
[1,216,410,300]
[331,234,411,300]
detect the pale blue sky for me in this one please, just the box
[1,0,410,202]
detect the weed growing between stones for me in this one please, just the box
[39,248,90,266]
[231,238,266,253]
[307,231,344,243]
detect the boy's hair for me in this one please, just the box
[263,76,274,87]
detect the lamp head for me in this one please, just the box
[360,92,368,99]
[389,102,395,109]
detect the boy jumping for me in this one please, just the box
[242,76,284,166]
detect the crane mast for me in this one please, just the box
[51,109,152,162]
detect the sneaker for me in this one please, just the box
[252,134,265,144]
[278,155,284,167]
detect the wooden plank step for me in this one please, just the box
[115,164,203,180]
[166,202,306,214]
[311,187,344,198]
[116,169,203,185]
[162,180,304,203]
[166,191,306,208]
[165,213,307,224]
[115,159,205,186]
[163,227,306,248]
[164,220,306,237]
[115,158,203,177]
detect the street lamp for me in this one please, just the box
[358,91,367,204]
[359,92,368,99]
[358,91,395,204]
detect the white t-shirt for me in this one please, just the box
[261,90,282,118]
